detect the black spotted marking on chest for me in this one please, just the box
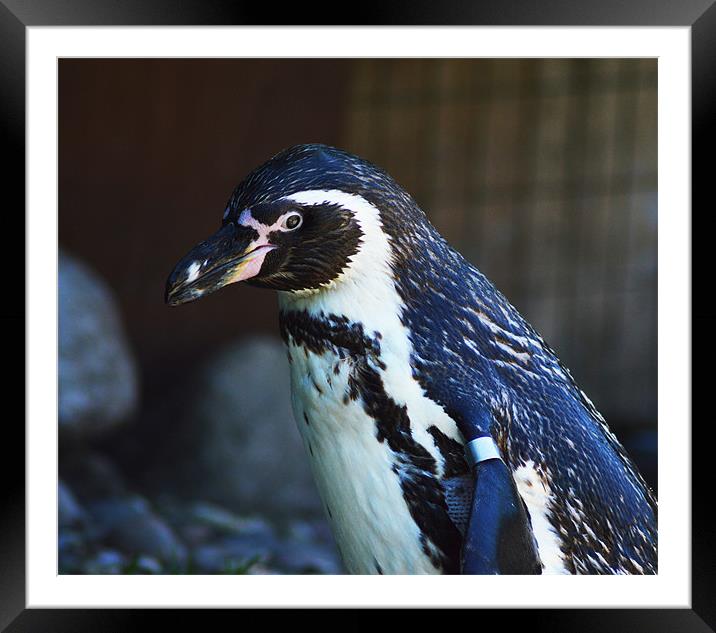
[280,309,462,573]
[427,426,469,479]
[280,310,382,358]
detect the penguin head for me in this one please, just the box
[166,144,416,305]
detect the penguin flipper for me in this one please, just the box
[422,389,542,573]
[461,448,542,574]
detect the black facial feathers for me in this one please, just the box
[246,202,363,292]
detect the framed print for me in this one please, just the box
[2,0,711,629]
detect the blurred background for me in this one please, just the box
[58,58,657,574]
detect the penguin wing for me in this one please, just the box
[421,385,542,573]
[460,445,542,574]
[422,380,542,573]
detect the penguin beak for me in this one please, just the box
[165,223,276,306]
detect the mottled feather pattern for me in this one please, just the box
[370,161,656,574]
[224,145,657,574]
[279,309,463,573]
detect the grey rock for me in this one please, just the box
[88,495,187,564]
[286,519,315,543]
[246,563,282,575]
[308,520,335,545]
[59,251,138,436]
[274,541,343,575]
[189,544,228,573]
[58,479,86,527]
[132,555,163,574]
[58,529,85,554]
[58,552,83,574]
[186,336,322,519]
[286,518,338,552]
[189,501,276,538]
[62,452,127,501]
[192,534,277,573]
[279,519,343,573]
[179,523,213,547]
[58,529,87,574]
[83,549,127,574]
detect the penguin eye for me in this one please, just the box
[282,212,303,231]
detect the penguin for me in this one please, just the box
[165,144,657,575]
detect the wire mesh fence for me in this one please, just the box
[344,58,657,427]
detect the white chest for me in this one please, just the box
[285,337,455,574]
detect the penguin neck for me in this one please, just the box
[277,261,400,336]
[277,191,404,338]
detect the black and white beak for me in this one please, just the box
[165,222,276,306]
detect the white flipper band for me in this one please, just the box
[466,436,503,467]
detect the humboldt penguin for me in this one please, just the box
[166,144,657,575]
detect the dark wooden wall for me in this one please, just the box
[59,59,350,396]
[59,58,657,428]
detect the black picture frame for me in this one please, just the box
[2,0,710,629]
